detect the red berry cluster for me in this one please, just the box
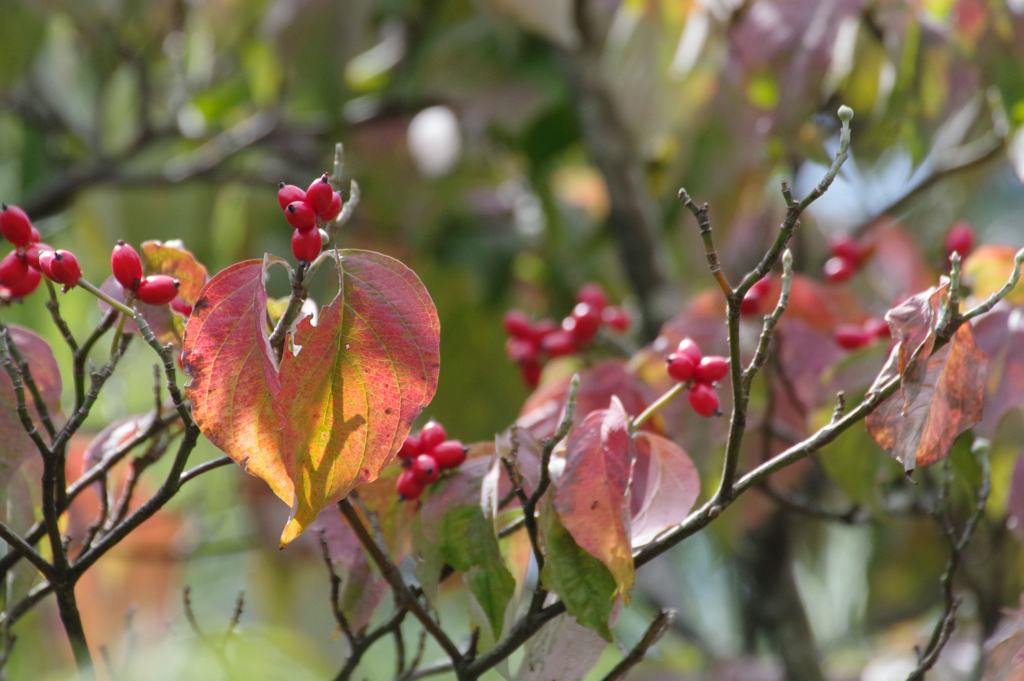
[740,277,773,316]
[0,204,80,300]
[111,241,182,307]
[834,317,890,350]
[394,420,467,500]
[944,221,974,260]
[665,338,727,417]
[823,235,869,283]
[503,283,631,388]
[278,176,342,266]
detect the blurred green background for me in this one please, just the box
[3,0,1024,679]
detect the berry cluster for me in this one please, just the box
[944,221,974,260]
[277,175,342,266]
[834,317,890,350]
[823,235,869,283]
[665,338,727,417]
[0,204,80,300]
[503,283,631,388]
[395,420,467,501]
[111,241,182,307]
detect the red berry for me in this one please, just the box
[520,360,542,388]
[529,319,558,344]
[830,235,862,263]
[741,278,772,316]
[111,240,144,291]
[291,228,322,264]
[676,338,702,364]
[305,174,334,217]
[503,310,533,339]
[823,255,857,283]
[321,192,343,222]
[37,250,56,280]
[542,329,576,358]
[601,306,630,332]
[666,352,695,382]
[285,201,318,232]
[688,382,721,417]
[431,440,467,469]
[28,227,40,243]
[565,302,601,345]
[411,454,440,484]
[48,250,81,287]
[398,434,422,460]
[170,298,193,318]
[576,283,607,312]
[0,205,33,247]
[505,336,539,364]
[419,421,446,451]
[0,251,29,287]
[135,275,180,306]
[24,243,54,271]
[945,222,975,259]
[3,266,40,299]
[863,317,890,339]
[835,325,873,350]
[277,182,306,210]
[694,356,729,384]
[397,468,426,500]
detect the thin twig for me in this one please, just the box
[601,609,675,681]
[678,190,731,296]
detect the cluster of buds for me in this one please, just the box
[665,338,727,417]
[395,420,467,501]
[278,175,342,266]
[504,283,631,388]
[0,204,81,301]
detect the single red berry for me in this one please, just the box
[411,453,440,484]
[0,205,33,247]
[419,421,446,451]
[945,221,975,259]
[3,266,40,299]
[505,336,539,364]
[830,235,862,264]
[28,227,40,243]
[431,440,467,469]
[676,337,702,364]
[285,201,318,232]
[291,228,322,264]
[529,319,558,343]
[835,325,873,350]
[170,298,193,318]
[305,174,334,217]
[0,251,29,287]
[741,278,772,316]
[823,255,857,283]
[601,306,630,332]
[397,468,426,500]
[398,434,422,460]
[111,240,143,291]
[666,352,696,382]
[694,356,729,384]
[321,192,343,222]
[688,382,721,417]
[503,310,534,339]
[24,243,54,271]
[37,250,56,280]
[542,329,576,358]
[520,360,542,388]
[48,250,81,287]
[136,275,180,306]
[863,317,891,339]
[565,302,601,345]
[576,283,608,312]
[277,182,306,210]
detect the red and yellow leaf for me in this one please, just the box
[965,245,1024,307]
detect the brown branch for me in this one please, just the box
[601,609,675,681]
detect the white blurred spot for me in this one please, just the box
[670,6,709,79]
[407,106,462,178]
[177,103,206,139]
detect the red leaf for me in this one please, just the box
[886,284,948,410]
[631,432,700,548]
[553,397,635,597]
[866,323,986,472]
[183,251,440,546]
[973,306,1024,436]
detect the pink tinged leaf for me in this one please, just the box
[554,397,635,598]
[866,323,986,473]
[885,284,947,411]
[182,259,289,503]
[279,251,440,545]
[312,506,388,631]
[81,414,154,495]
[1008,451,1024,543]
[977,308,1024,437]
[630,432,700,548]
[514,613,608,681]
